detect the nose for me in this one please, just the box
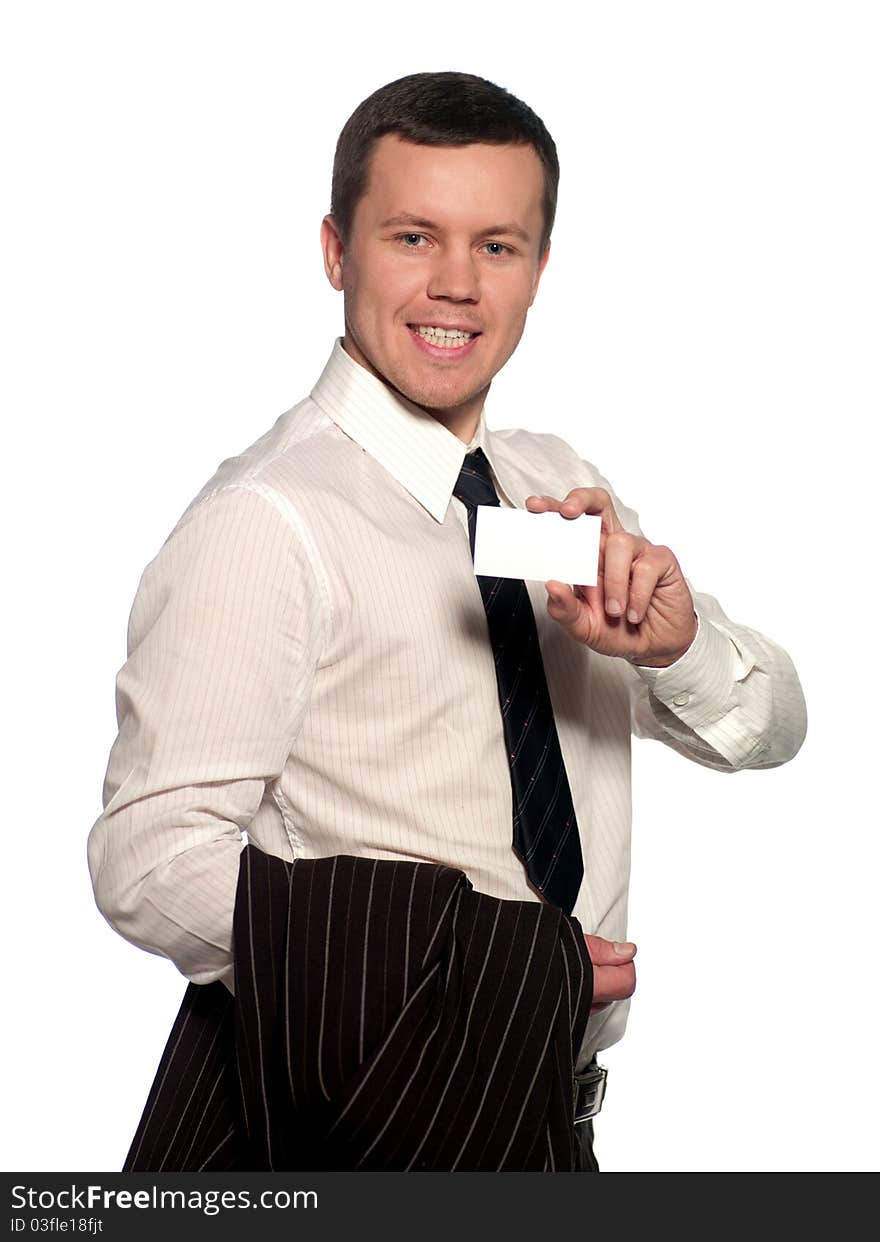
[426,243,480,303]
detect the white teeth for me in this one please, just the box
[413,325,475,347]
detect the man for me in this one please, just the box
[88,70,807,1171]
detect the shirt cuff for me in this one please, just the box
[633,612,702,674]
[218,963,235,995]
[632,610,740,729]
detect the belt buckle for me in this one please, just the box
[572,1062,608,1124]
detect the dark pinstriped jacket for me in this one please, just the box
[123,845,593,1172]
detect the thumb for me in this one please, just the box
[545,580,581,626]
[584,934,637,966]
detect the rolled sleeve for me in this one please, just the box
[634,609,742,729]
[577,458,808,774]
[630,588,807,771]
[87,483,327,988]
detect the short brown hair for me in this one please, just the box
[330,71,559,254]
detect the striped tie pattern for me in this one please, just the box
[454,448,584,914]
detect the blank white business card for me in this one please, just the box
[472,507,601,584]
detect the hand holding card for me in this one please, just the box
[522,486,699,667]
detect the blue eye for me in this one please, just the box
[395,234,511,256]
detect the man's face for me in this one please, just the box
[321,133,550,439]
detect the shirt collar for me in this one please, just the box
[310,338,517,522]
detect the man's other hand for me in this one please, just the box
[584,934,637,1013]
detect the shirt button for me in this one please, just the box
[672,691,691,707]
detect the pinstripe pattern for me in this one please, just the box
[123,845,592,1172]
[89,337,807,1068]
[123,978,243,1172]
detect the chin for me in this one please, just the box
[405,381,473,412]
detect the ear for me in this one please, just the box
[321,214,345,291]
[527,239,551,308]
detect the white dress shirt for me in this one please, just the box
[87,337,807,1066]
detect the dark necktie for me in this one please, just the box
[453,448,584,915]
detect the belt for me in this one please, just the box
[572,1059,608,1124]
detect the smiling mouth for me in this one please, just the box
[407,324,481,348]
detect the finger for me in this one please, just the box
[558,488,621,530]
[591,961,637,1006]
[525,488,621,532]
[525,493,582,519]
[626,554,663,624]
[573,487,622,533]
[573,581,603,615]
[601,531,640,618]
[584,934,637,966]
[524,494,563,512]
[545,581,593,646]
[545,580,579,621]
[557,491,595,520]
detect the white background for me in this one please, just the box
[2,0,877,1173]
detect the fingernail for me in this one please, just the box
[613,941,635,956]
[606,599,621,615]
[627,609,639,623]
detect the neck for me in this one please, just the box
[425,403,483,445]
[340,335,485,445]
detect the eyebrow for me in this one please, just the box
[378,212,531,244]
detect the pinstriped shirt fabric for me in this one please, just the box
[123,846,593,1172]
[88,337,808,1068]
